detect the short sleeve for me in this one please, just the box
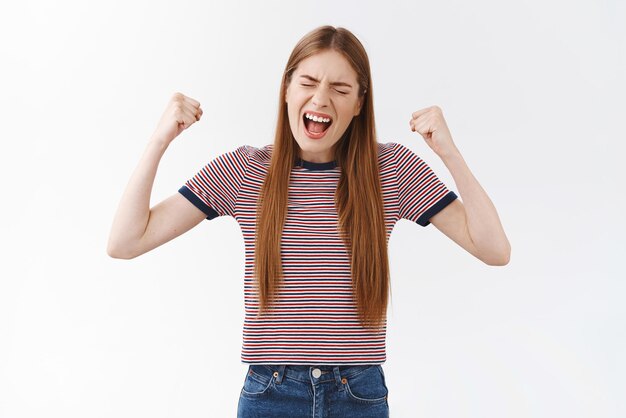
[391,142,458,226]
[178,145,251,220]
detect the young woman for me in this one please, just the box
[108,25,510,418]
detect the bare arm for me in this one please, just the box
[433,152,510,266]
[107,92,205,259]
[409,105,510,266]
[106,142,207,259]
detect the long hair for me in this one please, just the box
[253,26,390,330]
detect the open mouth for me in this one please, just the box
[303,113,333,135]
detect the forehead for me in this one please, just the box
[294,49,357,81]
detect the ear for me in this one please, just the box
[354,96,363,116]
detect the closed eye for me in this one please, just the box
[300,83,348,95]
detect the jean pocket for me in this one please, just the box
[343,365,388,404]
[240,365,275,398]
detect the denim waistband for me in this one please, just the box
[256,364,381,386]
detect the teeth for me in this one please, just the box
[305,113,331,123]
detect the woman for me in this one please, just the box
[108,25,510,418]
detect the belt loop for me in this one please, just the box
[332,366,345,391]
[275,365,286,384]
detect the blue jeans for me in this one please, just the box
[237,364,390,418]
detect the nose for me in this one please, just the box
[311,85,330,108]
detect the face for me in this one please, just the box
[285,49,363,163]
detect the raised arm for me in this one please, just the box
[107,92,205,259]
[409,105,511,266]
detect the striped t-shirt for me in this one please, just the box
[178,141,458,365]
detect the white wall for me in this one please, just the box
[1,0,624,417]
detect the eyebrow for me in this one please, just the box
[299,74,353,88]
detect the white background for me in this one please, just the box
[1,0,624,417]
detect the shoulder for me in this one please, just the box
[377,141,419,157]
[227,144,271,162]
[377,141,404,168]
[223,144,273,174]
[378,141,429,169]
[246,143,272,167]
[377,141,399,155]
[377,141,415,158]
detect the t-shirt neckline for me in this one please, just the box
[295,158,338,171]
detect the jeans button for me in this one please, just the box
[312,368,322,378]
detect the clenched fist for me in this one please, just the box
[409,105,458,158]
[151,92,203,145]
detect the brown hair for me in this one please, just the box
[253,26,390,329]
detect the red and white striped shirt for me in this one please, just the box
[179,141,457,365]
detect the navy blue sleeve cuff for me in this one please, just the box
[416,191,458,227]
[178,185,219,220]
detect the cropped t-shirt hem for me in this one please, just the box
[241,360,386,366]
